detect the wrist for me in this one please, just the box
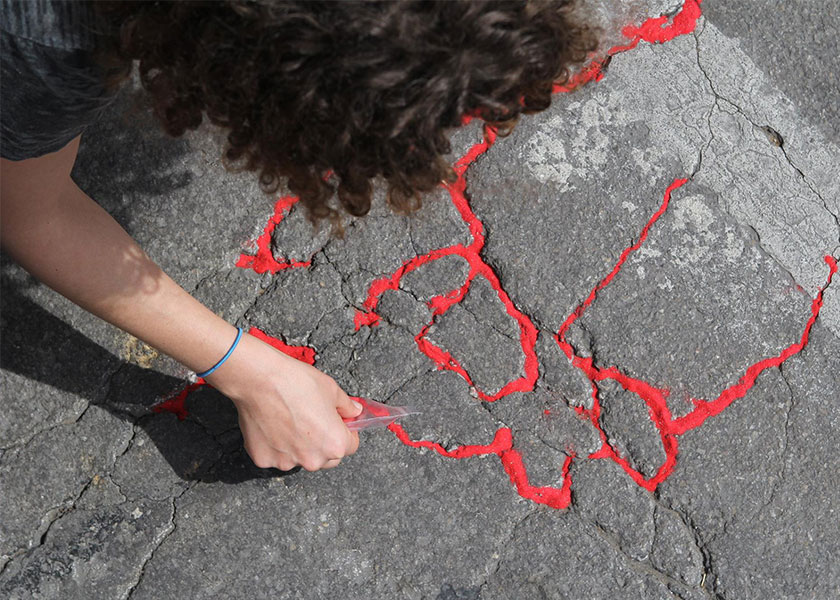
[202,331,259,401]
[196,327,244,379]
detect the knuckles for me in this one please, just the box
[277,459,297,472]
[300,458,323,472]
[250,453,276,470]
[249,450,299,472]
[323,441,347,460]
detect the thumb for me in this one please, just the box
[336,394,364,419]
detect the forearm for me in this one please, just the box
[2,178,238,375]
[2,139,361,471]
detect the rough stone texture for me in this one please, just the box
[702,0,840,146]
[1,2,838,599]
[0,407,134,569]
[703,324,840,599]
[480,510,699,600]
[129,437,530,600]
[576,182,813,405]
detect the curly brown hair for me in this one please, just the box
[95,0,597,222]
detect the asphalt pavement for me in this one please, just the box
[2,1,838,598]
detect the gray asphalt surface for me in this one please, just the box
[704,0,840,145]
[2,2,839,599]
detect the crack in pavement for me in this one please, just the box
[0,352,130,453]
[475,508,538,595]
[154,0,840,516]
[761,366,797,513]
[122,485,189,600]
[651,495,721,599]
[580,515,709,599]
[0,402,136,577]
[6,2,840,597]
[693,22,840,231]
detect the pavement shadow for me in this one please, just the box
[0,272,295,484]
[1,83,298,483]
[70,86,197,223]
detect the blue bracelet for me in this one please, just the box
[196,327,244,379]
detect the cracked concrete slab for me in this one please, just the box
[1,1,838,598]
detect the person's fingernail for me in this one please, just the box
[352,400,363,411]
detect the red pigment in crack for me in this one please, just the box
[353,126,540,403]
[554,184,836,491]
[153,380,203,421]
[247,326,316,365]
[670,255,837,435]
[621,0,704,47]
[153,326,314,418]
[389,424,574,509]
[553,0,704,93]
[236,195,312,274]
[160,0,836,509]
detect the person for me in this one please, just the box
[0,0,596,472]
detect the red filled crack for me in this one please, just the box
[235,195,311,273]
[554,181,837,493]
[152,325,316,419]
[353,126,539,402]
[159,0,838,509]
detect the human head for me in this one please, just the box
[97,0,597,222]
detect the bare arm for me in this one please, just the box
[1,137,361,471]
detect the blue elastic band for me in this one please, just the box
[196,327,243,378]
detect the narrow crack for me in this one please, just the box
[475,508,537,595]
[690,22,718,180]
[121,484,193,600]
[693,24,838,231]
[742,224,815,295]
[778,145,840,230]
[0,399,136,578]
[761,367,796,511]
[0,400,89,453]
[459,302,520,344]
[380,368,436,405]
[0,354,129,453]
[187,267,225,296]
[579,511,721,600]
[651,495,725,600]
[0,473,99,578]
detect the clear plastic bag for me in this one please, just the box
[344,397,420,431]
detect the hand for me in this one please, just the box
[1,140,360,472]
[204,332,362,471]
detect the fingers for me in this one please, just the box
[345,429,360,456]
[335,393,364,419]
[322,458,342,470]
[300,456,342,471]
[238,379,362,473]
[244,443,297,472]
[245,441,350,472]
[276,455,298,472]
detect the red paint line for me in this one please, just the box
[553,183,836,490]
[621,0,704,47]
[246,325,317,365]
[353,125,538,403]
[152,380,204,421]
[671,255,837,434]
[388,424,512,459]
[236,195,312,274]
[500,450,574,509]
[157,0,837,508]
[557,178,688,349]
[553,0,704,93]
[153,326,315,418]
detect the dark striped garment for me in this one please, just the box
[1,0,116,160]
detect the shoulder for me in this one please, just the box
[1,0,117,161]
[1,0,99,51]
